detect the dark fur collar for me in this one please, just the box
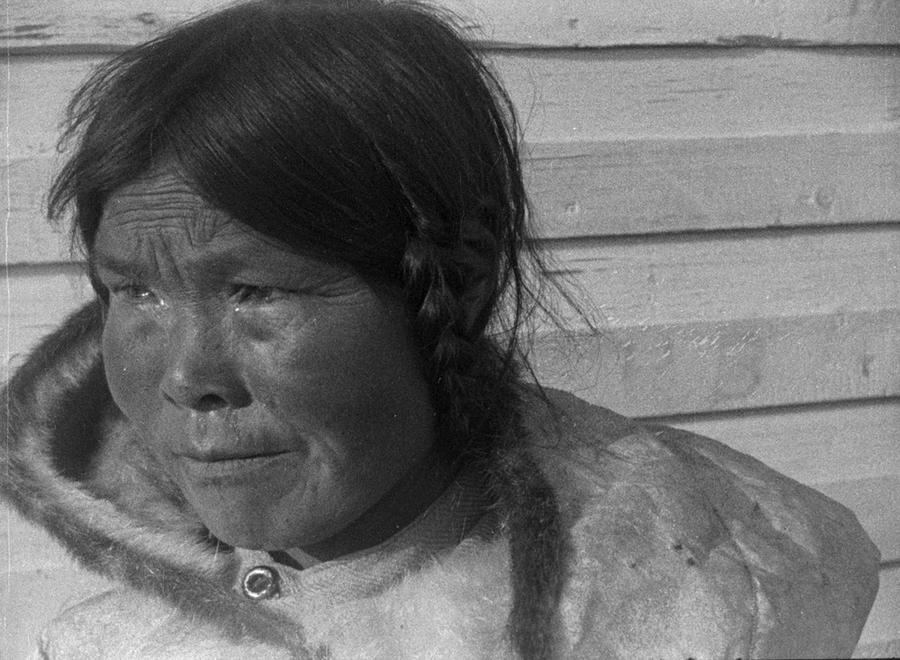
[1,302,310,655]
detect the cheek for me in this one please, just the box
[251,308,384,395]
[251,304,430,449]
[102,308,165,424]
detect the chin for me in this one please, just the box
[198,512,288,550]
[211,526,301,551]
[201,510,333,552]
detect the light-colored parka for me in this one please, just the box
[1,303,879,658]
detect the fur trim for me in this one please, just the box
[1,301,569,659]
[1,302,312,656]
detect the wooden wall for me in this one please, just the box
[2,0,898,656]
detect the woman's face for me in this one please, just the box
[93,170,438,554]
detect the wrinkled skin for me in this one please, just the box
[94,169,447,559]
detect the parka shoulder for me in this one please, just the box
[523,387,880,659]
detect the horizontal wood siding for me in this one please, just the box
[2,0,898,656]
[5,48,900,261]
[854,563,900,657]
[4,0,900,49]
[9,130,900,262]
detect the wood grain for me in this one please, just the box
[527,131,900,238]
[645,400,900,488]
[855,563,900,655]
[4,0,899,51]
[6,48,897,261]
[533,310,900,416]
[491,48,900,141]
[6,47,899,155]
[544,226,899,327]
[530,226,900,413]
[1,264,94,372]
[8,129,899,264]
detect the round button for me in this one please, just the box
[241,565,281,600]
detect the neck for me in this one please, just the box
[286,446,460,565]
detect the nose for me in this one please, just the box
[160,315,251,412]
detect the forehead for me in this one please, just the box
[97,170,239,247]
[92,169,351,284]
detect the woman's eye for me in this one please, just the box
[110,284,158,304]
[232,284,292,305]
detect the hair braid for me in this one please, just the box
[401,231,568,659]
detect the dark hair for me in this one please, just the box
[49,1,565,657]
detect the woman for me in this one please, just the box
[1,1,878,658]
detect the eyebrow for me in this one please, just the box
[89,252,151,280]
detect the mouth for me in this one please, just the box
[179,448,293,463]
[175,449,303,484]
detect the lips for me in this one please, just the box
[167,424,302,484]
[168,414,295,463]
[175,449,305,485]
[154,410,307,486]
[177,447,293,462]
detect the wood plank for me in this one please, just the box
[6,50,897,262]
[643,401,900,562]
[531,227,900,415]
[856,563,900,655]
[2,154,75,264]
[491,48,900,142]
[447,0,900,47]
[9,130,900,264]
[526,131,900,238]
[0,264,95,373]
[4,0,899,51]
[5,56,97,166]
[533,310,900,416]
[855,564,900,655]
[544,226,900,326]
[646,400,900,492]
[7,47,899,156]
[3,55,95,265]
[533,227,900,413]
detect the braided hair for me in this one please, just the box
[49,1,566,656]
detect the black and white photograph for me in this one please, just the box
[1,1,898,657]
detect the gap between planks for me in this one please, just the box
[4,0,900,50]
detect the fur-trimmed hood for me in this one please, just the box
[2,303,313,652]
[2,302,881,659]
